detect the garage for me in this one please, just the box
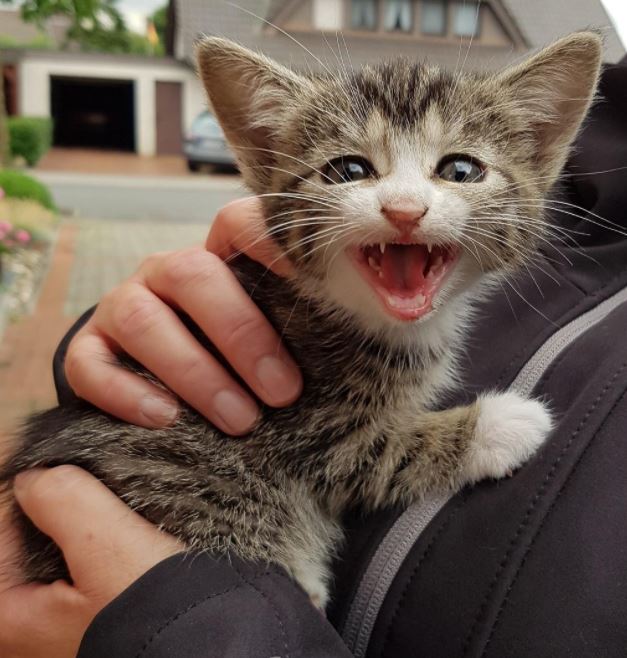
[50,76,135,151]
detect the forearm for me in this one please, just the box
[79,553,352,658]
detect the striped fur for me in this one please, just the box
[1,33,601,606]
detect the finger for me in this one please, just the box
[65,328,180,429]
[206,197,295,278]
[0,580,87,654]
[144,248,303,408]
[13,467,183,597]
[0,499,25,594]
[96,280,261,435]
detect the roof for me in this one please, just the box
[504,0,623,61]
[173,0,625,71]
[0,47,190,69]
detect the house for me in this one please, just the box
[171,0,625,70]
[1,2,204,157]
[1,0,624,158]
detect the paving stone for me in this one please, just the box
[0,217,207,441]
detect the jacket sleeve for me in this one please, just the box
[53,306,96,405]
[78,553,353,658]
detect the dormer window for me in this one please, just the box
[421,0,446,35]
[384,0,413,32]
[351,0,377,30]
[452,1,480,37]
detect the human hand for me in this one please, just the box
[0,465,182,658]
[64,197,302,436]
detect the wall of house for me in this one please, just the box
[17,56,207,156]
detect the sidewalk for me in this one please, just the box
[0,217,206,440]
[38,148,193,177]
[0,223,77,438]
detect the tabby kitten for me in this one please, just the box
[1,33,601,607]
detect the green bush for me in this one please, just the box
[0,170,56,211]
[8,117,53,167]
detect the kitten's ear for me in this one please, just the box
[196,37,309,192]
[497,32,602,185]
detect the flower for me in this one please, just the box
[15,229,31,244]
[0,220,11,234]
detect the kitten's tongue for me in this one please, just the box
[380,244,428,294]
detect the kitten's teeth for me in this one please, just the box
[368,256,381,271]
[427,242,432,254]
[379,242,386,254]
[378,270,384,279]
[415,294,426,306]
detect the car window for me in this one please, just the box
[191,113,224,138]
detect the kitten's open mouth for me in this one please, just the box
[348,241,459,321]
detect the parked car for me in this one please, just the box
[183,111,237,172]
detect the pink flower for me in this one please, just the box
[15,229,31,244]
[0,220,11,234]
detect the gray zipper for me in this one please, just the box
[341,284,627,657]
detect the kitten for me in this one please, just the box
[0,33,601,608]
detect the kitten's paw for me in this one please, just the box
[289,557,330,610]
[462,392,553,484]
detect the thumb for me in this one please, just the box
[206,197,295,278]
[14,466,182,598]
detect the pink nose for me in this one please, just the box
[381,204,428,231]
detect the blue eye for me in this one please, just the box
[437,156,485,183]
[323,156,375,184]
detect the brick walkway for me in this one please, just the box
[0,217,206,440]
[38,148,194,177]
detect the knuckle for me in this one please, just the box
[64,341,88,391]
[217,196,259,222]
[111,286,161,342]
[64,336,111,399]
[160,248,222,291]
[222,313,270,353]
[174,354,210,387]
[138,250,172,275]
[27,466,85,504]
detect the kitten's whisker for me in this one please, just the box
[525,201,627,237]
[224,2,342,82]
[223,218,348,267]
[502,275,558,327]
[255,192,344,210]
[237,146,339,186]
[464,223,575,267]
[471,215,583,248]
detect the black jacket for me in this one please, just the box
[61,57,627,657]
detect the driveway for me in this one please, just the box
[0,216,208,438]
[33,170,246,223]
[33,148,247,223]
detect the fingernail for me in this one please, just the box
[255,355,302,405]
[14,469,45,494]
[213,390,259,435]
[139,394,179,427]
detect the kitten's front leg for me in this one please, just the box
[386,392,552,504]
[462,392,553,484]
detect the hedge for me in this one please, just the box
[8,117,54,167]
[0,170,56,211]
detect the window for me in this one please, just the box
[351,0,377,30]
[384,0,412,32]
[453,2,480,37]
[421,0,446,35]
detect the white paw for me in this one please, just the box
[463,392,553,484]
[297,572,329,610]
[288,557,330,610]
